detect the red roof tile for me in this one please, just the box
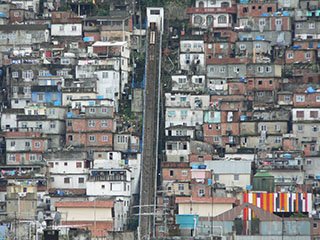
[55,201,114,208]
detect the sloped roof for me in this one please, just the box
[213,202,282,221]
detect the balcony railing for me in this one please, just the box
[187,6,237,14]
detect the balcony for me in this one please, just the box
[187,6,237,14]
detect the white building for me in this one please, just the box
[204,160,252,190]
[188,0,235,29]
[0,109,24,130]
[46,151,88,191]
[51,23,82,37]
[165,93,210,128]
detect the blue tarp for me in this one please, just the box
[176,215,199,229]
[293,45,302,50]
[307,87,315,93]
[261,13,269,16]
[0,12,5,18]
[240,115,246,121]
[256,36,263,40]
[240,78,246,82]
[316,175,320,180]
[45,73,52,76]
[0,225,7,240]
[283,11,290,16]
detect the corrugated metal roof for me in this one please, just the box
[204,160,251,174]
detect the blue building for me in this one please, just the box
[31,86,62,105]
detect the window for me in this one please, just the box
[243,7,248,13]
[178,77,186,83]
[266,66,272,73]
[275,19,282,25]
[259,19,265,25]
[9,154,16,161]
[218,15,227,23]
[296,23,302,29]
[298,125,303,132]
[309,22,315,29]
[25,142,30,147]
[234,67,240,73]
[89,108,96,113]
[68,135,73,141]
[311,144,316,152]
[38,93,44,101]
[34,142,40,148]
[296,95,305,102]
[102,136,109,142]
[67,120,72,127]
[255,44,261,50]
[305,53,311,59]
[181,110,187,118]
[240,44,246,50]
[296,111,304,118]
[12,72,18,78]
[50,122,56,129]
[180,97,187,102]
[170,170,174,176]
[198,188,205,197]
[182,170,188,176]
[311,111,319,118]
[59,25,64,31]
[88,120,95,127]
[66,95,72,101]
[117,135,128,143]
[64,178,70,184]
[10,141,15,147]
[207,15,213,26]
[260,125,267,131]
[101,185,105,189]
[287,52,294,59]
[14,11,19,17]
[284,96,291,102]
[234,174,239,180]
[101,120,108,127]
[275,137,282,143]
[219,66,225,73]
[78,177,84,184]
[258,80,263,85]
[275,125,281,132]
[61,59,70,65]
[102,72,108,78]
[267,7,272,12]
[168,111,176,117]
[89,135,95,142]
[257,91,264,97]
[257,66,264,73]
[209,67,215,73]
[29,154,36,161]
[312,126,318,132]
[178,184,185,191]
[307,160,312,165]
[314,223,318,229]
[76,162,82,168]
[64,162,68,166]
[214,136,220,142]
[194,15,202,24]
[214,174,219,181]
[71,26,77,31]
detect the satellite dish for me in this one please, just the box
[54,211,61,225]
[37,211,44,223]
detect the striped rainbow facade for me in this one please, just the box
[243,193,312,215]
